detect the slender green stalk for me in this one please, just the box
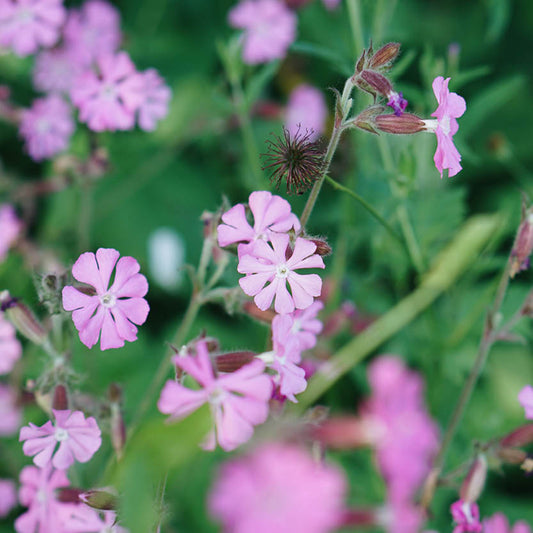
[78,184,92,252]
[346,0,365,57]
[397,203,426,273]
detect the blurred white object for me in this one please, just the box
[148,228,185,290]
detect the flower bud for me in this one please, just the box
[79,489,118,511]
[312,416,374,449]
[57,488,84,503]
[35,272,67,315]
[369,42,401,69]
[497,447,528,465]
[52,385,68,411]
[375,114,425,134]
[242,301,276,323]
[309,238,332,257]
[510,209,533,278]
[215,351,257,372]
[358,70,393,97]
[0,292,47,345]
[459,454,487,504]
[341,508,377,528]
[108,383,126,459]
[500,424,533,448]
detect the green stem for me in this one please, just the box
[397,203,426,273]
[78,183,92,252]
[346,0,365,57]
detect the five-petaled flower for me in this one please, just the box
[62,248,149,350]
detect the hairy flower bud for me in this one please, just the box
[369,42,401,69]
[215,351,257,372]
[312,416,374,449]
[52,385,68,411]
[497,447,528,465]
[242,301,276,323]
[358,70,393,97]
[309,238,332,257]
[0,291,47,345]
[500,424,533,448]
[510,209,533,278]
[375,114,425,134]
[459,454,487,504]
[79,489,118,511]
[108,383,126,459]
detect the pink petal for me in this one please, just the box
[99,311,124,350]
[238,272,273,296]
[79,306,105,349]
[157,380,208,418]
[95,248,120,291]
[254,278,279,311]
[114,297,149,325]
[71,252,103,292]
[274,279,295,314]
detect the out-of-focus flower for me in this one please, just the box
[377,500,423,533]
[0,204,21,262]
[518,385,533,419]
[33,47,85,94]
[20,409,102,469]
[484,512,531,533]
[0,311,22,374]
[423,76,466,178]
[148,228,185,290]
[209,442,346,533]
[451,499,482,533]
[158,340,272,451]
[238,233,324,314]
[228,0,297,64]
[0,0,66,57]
[322,0,341,10]
[0,383,21,435]
[19,95,75,161]
[284,84,327,142]
[137,69,171,131]
[0,479,17,518]
[290,300,323,351]
[15,464,71,533]
[62,248,150,350]
[60,504,128,533]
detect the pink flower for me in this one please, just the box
[62,248,150,350]
[484,512,531,533]
[60,504,128,533]
[238,233,324,314]
[136,69,171,131]
[0,478,17,517]
[158,340,272,452]
[285,84,327,142]
[15,464,71,533]
[322,0,341,9]
[0,0,66,57]
[290,300,323,351]
[0,311,21,374]
[20,409,102,469]
[228,0,297,64]
[0,383,21,435]
[33,47,85,94]
[63,0,121,65]
[451,499,482,533]
[386,91,408,116]
[209,443,346,533]
[423,76,466,178]
[71,52,144,132]
[19,95,74,161]
[0,203,21,261]
[518,385,533,419]
[217,190,301,255]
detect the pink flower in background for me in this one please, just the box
[290,300,323,351]
[484,512,531,533]
[137,69,172,131]
[217,190,301,255]
[63,0,121,65]
[423,76,466,178]
[518,385,533,419]
[0,0,66,56]
[20,409,102,469]
[285,84,327,142]
[238,233,324,314]
[451,499,482,533]
[71,52,143,132]
[62,248,150,350]
[60,504,128,533]
[228,0,297,64]
[0,479,17,518]
[0,203,21,261]
[209,443,346,533]
[0,311,21,374]
[158,340,272,451]
[15,464,71,533]
[322,0,341,9]
[19,95,74,161]
[33,48,84,94]
[0,383,21,435]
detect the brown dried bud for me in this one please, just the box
[309,238,332,257]
[369,42,401,69]
[0,292,47,345]
[459,454,487,504]
[243,301,276,324]
[52,385,68,411]
[510,208,533,278]
[79,489,118,511]
[215,352,257,373]
[312,416,374,449]
[497,447,528,465]
[375,114,425,135]
[500,424,533,448]
[359,70,393,97]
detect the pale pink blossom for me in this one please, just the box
[20,409,102,469]
[137,69,171,131]
[518,385,533,419]
[158,340,272,451]
[209,442,346,533]
[0,478,17,517]
[484,512,531,533]
[33,47,85,94]
[228,0,297,64]
[285,84,327,142]
[451,499,482,533]
[0,311,21,374]
[217,190,301,256]
[15,464,71,533]
[19,95,74,161]
[0,0,66,57]
[0,203,21,261]
[62,248,150,350]
[60,504,128,533]
[423,76,466,178]
[0,383,21,435]
[71,52,144,132]
[322,0,341,9]
[290,300,323,351]
[238,233,324,314]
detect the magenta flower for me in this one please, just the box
[71,52,144,132]
[518,385,533,419]
[33,47,85,94]
[451,499,482,533]
[290,300,323,351]
[20,409,102,469]
[0,383,21,436]
[62,248,149,350]
[136,69,171,131]
[0,0,66,57]
[386,91,408,116]
[60,504,128,533]
[423,76,466,178]
[19,95,74,161]
[15,464,71,533]
[285,84,327,142]
[158,340,272,452]
[484,513,531,533]
[0,478,17,518]
[209,443,346,533]
[0,203,21,261]
[0,311,21,374]
[238,233,324,314]
[217,190,301,256]
[228,0,297,65]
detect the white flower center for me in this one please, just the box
[36,119,50,134]
[208,387,227,406]
[291,318,301,334]
[100,292,116,308]
[36,489,47,504]
[17,8,34,23]
[439,116,451,136]
[276,264,289,278]
[55,427,69,442]
[102,83,116,100]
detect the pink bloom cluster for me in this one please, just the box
[484,512,531,533]
[0,311,22,374]
[0,203,21,262]
[209,443,346,533]
[518,384,533,419]
[451,499,482,533]
[228,0,297,64]
[62,248,150,350]
[284,84,327,142]
[158,339,272,451]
